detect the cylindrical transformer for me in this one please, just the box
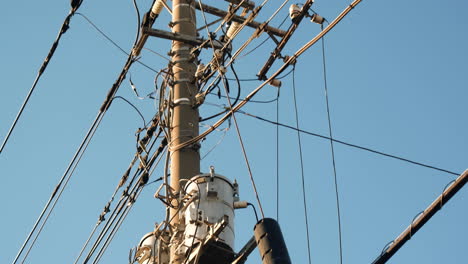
[254,218,292,264]
[135,232,166,264]
[182,173,238,253]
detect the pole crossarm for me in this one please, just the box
[372,169,468,264]
[257,0,314,80]
[194,3,286,38]
[169,0,364,153]
[143,28,224,49]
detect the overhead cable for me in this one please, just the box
[320,24,343,264]
[1,0,84,154]
[237,110,461,176]
[221,75,265,219]
[12,1,147,259]
[291,66,312,264]
[75,13,160,73]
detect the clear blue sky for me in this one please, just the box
[1,0,467,263]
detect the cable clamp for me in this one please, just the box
[172,98,191,106]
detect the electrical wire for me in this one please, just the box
[276,83,280,222]
[12,3,148,258]
[291,66,312,264]
[239,13,290,58]
[1,1,84,154]
[221,74,265,219]
[320,27,343,264]
[75,13,159,73]
[131,0,141,45]
[112,96,146,127]
[237,110,461,176]
[77,131,167,264]
[247,202,259,222]
[169,0,367,159]
[13,110,105,264]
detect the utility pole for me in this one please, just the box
[168,1,200,263]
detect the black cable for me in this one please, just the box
[207,92,278,104]
[321,28,343,264]
[225,67,294,82]
[292,66,312,264]
[13,110,105,264]
[75,13,159,73]
[112,96,146,127]
[78,137,167,264]
[1,2,83,154]
[247,202,259,222]
[221,73,265,219]
[76,13,128,55]
[131,0,141,45]
[276,85,280,222]
[237,111,461,176]
[13,11,144,260]
[240,14,289,58]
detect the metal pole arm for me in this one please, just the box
[372,169,468,264]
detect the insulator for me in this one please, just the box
[254,218,291,264]
[234,201,248,209]
[226,22,241,40]
[269,79,282,88]
[311,14,325,24]
[289,4,301,20]
[151,0,165,17]
[196,63,205,79]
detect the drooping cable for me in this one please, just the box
[12,6,146,260]
[113,96,146,127]
[320,26,343,264]
[0,0,84,154]
[75,13,159,73]
[237,110,461,176]
[276,82,280,222]
[221,75,265,219]
[240,13,289,58]
[13,111,105,264]
[76,118,167,263]
[169,0,364,157]
[292,66,312,264]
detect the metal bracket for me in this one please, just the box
[143,28,224,49]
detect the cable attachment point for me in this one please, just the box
[283,55,297,65]
[269,79,282,88]
[310,13,325,24]
[194,93,205,108]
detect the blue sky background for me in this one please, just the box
[1,0,467,263]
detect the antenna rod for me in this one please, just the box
[372,169,468,264]
[168,1,200,263]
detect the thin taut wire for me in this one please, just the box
[292,66,312,264]
[221,76,265,219]
[321,24,343,264]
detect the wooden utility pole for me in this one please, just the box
[169,0,200,263]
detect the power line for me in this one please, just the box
[12,8,145,259]
[14,111,105,264]
[169,0,361,152]
[1,1,84,154]
[276,82,281,222]
[221,74,265,219]
[112,96,146,127]
[75,13,159,73]
[320,27,343,264]
[237,110,461,176]
[292,66,312,264]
